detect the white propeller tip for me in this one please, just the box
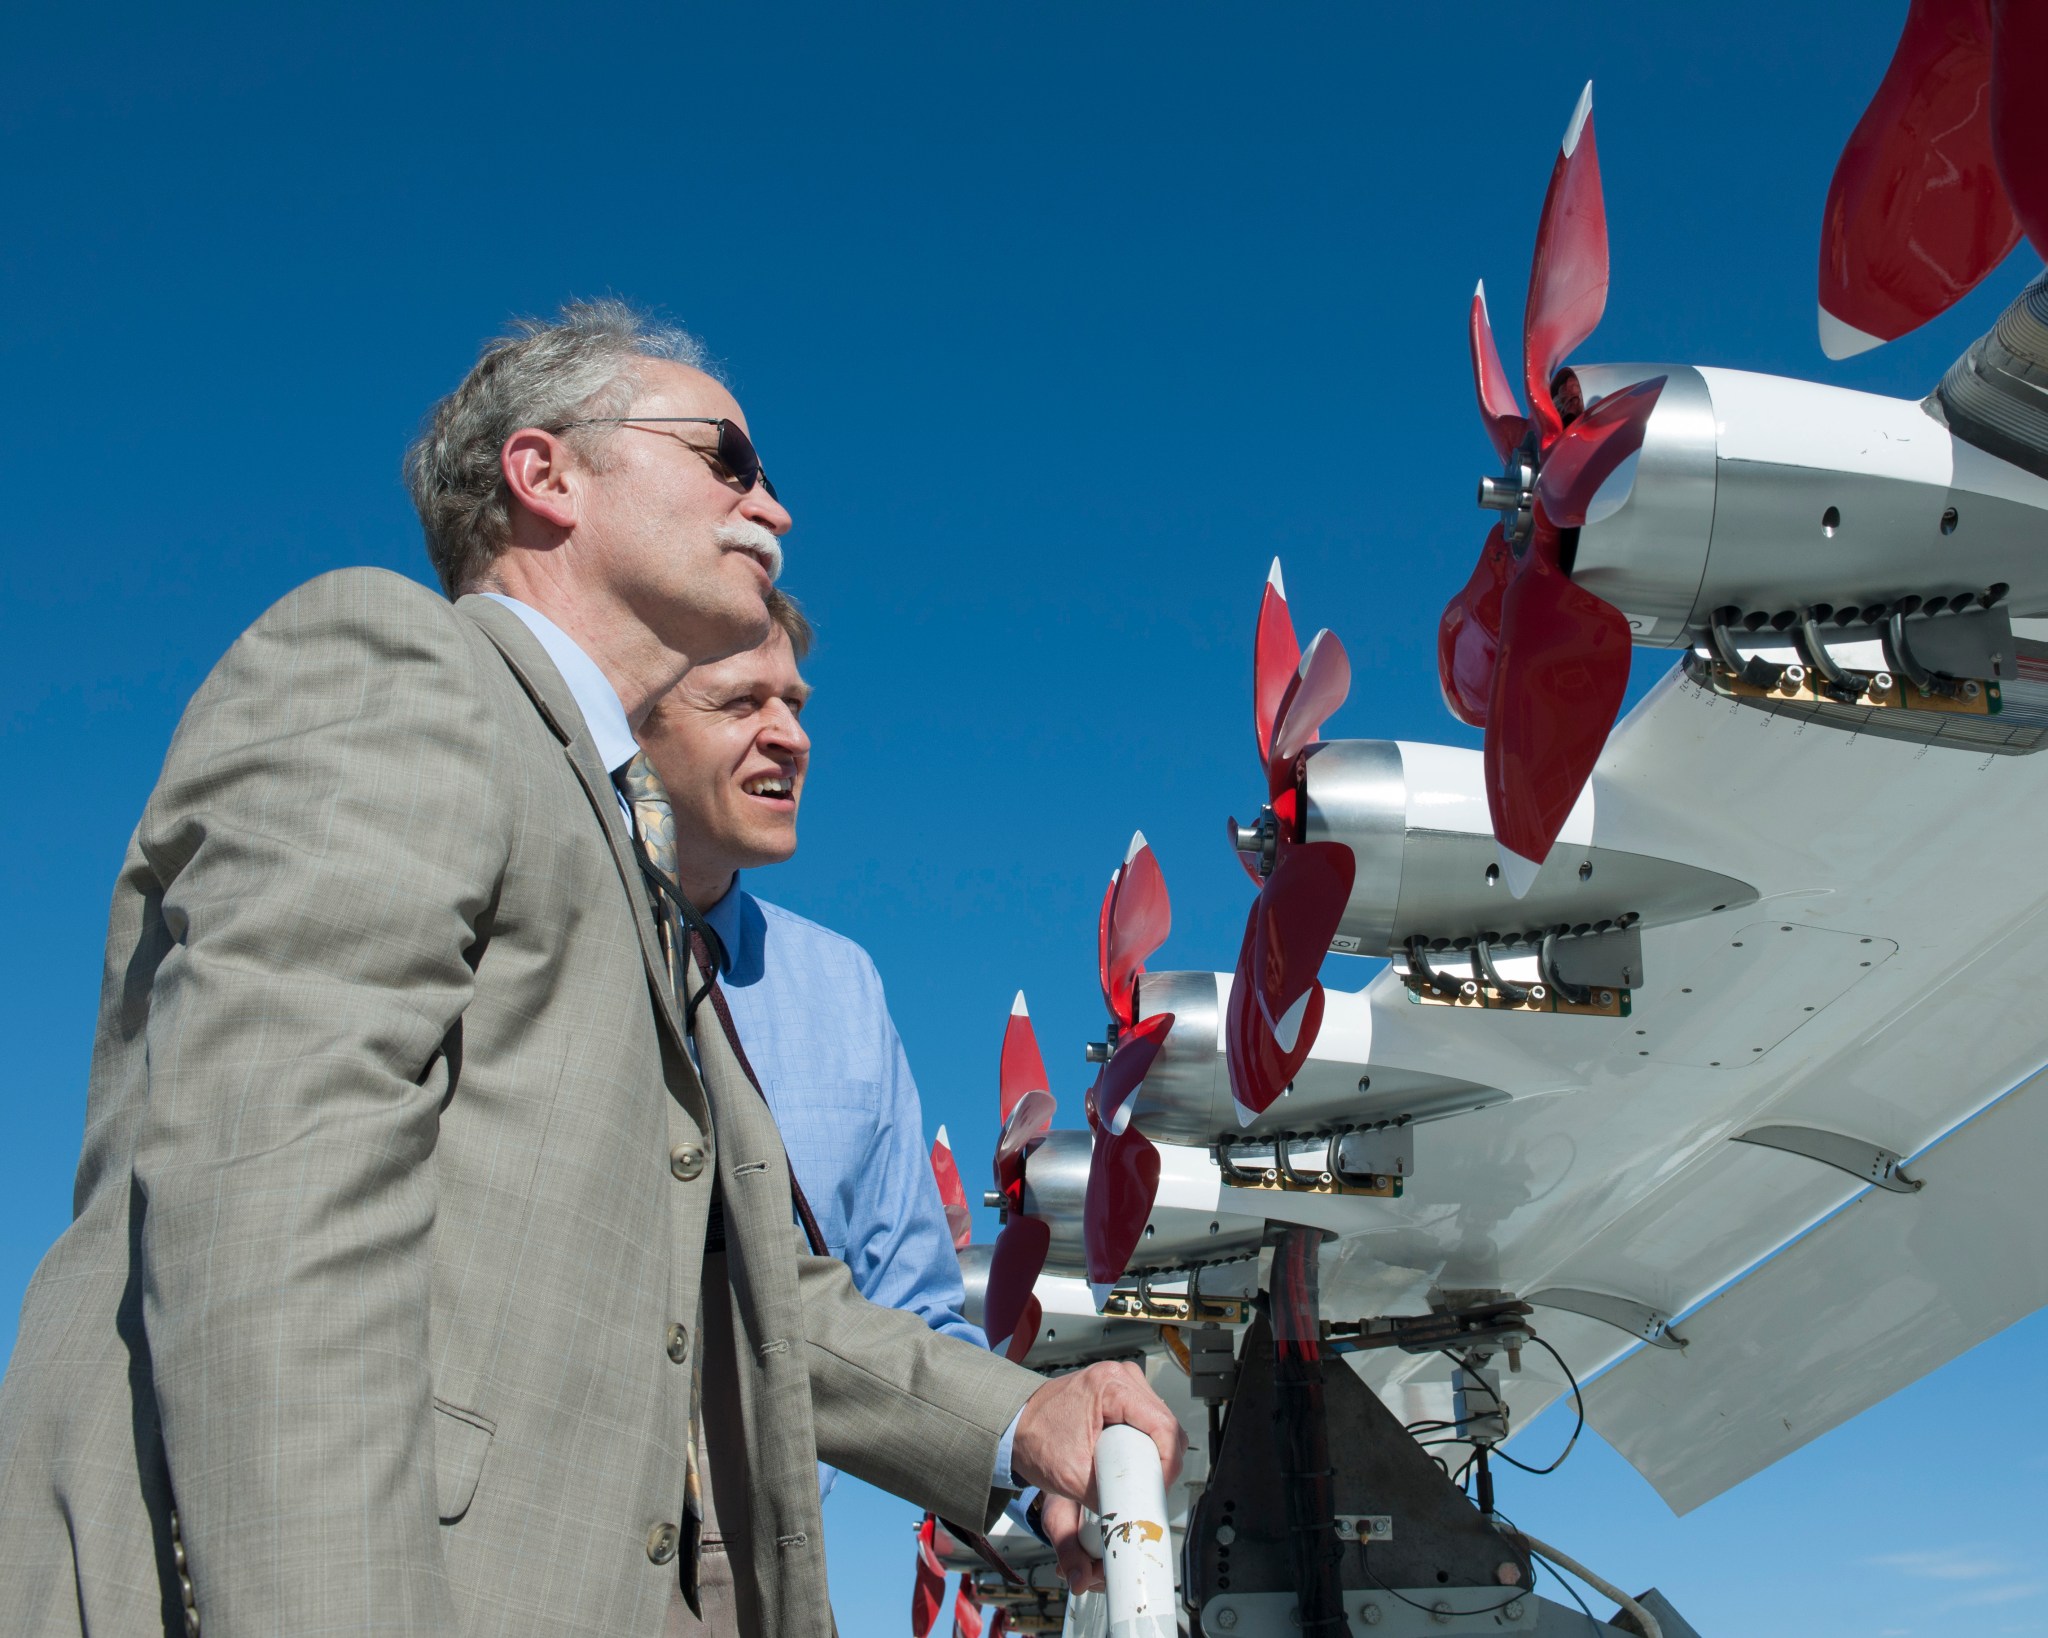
[1818,305,1883,360]
[1497,846,1544,899]
[1267,558,1287,598]
[1263,986,1317,1055]
[1124,830,1149,864]
[1089,1281,1116,1311]
[935,1123,951,1148]
[1562,82,1594,158]
[1232,1095,1260,1129]
[1010,991,1029,1016]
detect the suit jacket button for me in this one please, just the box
[670,1142,706,1182]
[647,1522,680,1564]
[666,1322,690,1364]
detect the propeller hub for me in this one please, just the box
[1476,455,1536,547]
[1232,809,1279,879]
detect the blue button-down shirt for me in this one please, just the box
[705,884,988,1495]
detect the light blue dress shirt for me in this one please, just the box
[704,885,993,1497]
[478,595,1021,1500]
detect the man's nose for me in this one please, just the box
[762,703,810,756]
[741,481,792,536]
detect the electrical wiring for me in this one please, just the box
[1484,1334,1584,1477]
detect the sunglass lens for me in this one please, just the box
[717,421,768,493]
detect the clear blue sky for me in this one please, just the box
[3,4,2038,1633]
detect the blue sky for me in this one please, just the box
[3,3,2040,1632]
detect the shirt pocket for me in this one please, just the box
[767,1078,882,1261]
[433,1397,496,1523]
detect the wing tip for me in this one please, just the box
[1818,303,1885,359]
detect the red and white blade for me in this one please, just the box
[1533,376,1664,527]
[983,1214,1051,1356]
[1254,559,1303,765]
[1083,1124,1163,1288]
[994,1087,1055,1198]
[1267,629,1352,788]
[1991,0,2048,263]
[1523,82,1609,445]
[1095,1011,1175,1137]
[929,1125,972,1252]
[1484,525,1632,894]
[1438,525,1512,728]
[913,1514,947,1638]
[1245,840,1355,1050]
[1470,280,1530,461]
[1003,1295,1042,1363]
[1819,0,2018,356]
[1102,831,1171,1028]
[997,991,1051,1127]
[1224,917,1327,1124]
[952,1575,984,1638]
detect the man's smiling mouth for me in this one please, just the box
[742,774,793,799]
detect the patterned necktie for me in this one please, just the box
[612,751,709,1616]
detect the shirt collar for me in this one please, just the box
[480,594,638,777]
[703,876,745,972]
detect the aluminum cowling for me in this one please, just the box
[1119,969,1508,1146]
[1301,740,1756,955]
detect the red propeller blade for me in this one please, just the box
[1003,1295,1042,1363]
[1101,833,1171,1028]
[1245,841,1355,1049]
[1254,559,1303,762]
[1084,1125,1162,1288]
[1081,1015,1174,1287]
[913,1514,947,1638]
[1220,839,1351,1122]
[997,992,1050,1126]
[1267,629,1352,784]
[1991,0,2048,262]
[1484,528,1633,892]
[986,1608,1011,1638]
[1438,525,1512,728]
[953,1576,984,1638]
[929,1125,971,1252]
[994,1088,1055,1199]
[1470,281,1530,461]
[1534,377,1665,527]
[1224,923,1327,1122]
[1094,1012,1175,1137]
[1523,82,1609,446]
[1819,0,2019,357]
[984,1214,1051,1354]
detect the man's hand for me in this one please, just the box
[1039,1493,1101,1593]
[1010,1359,1186,1510]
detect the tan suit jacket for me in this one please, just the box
[0,569,1039,1637]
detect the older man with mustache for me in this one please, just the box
[0,299,1181,1638]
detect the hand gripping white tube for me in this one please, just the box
[1083,1424,1177,1638]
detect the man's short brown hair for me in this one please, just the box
[766,587,814,661]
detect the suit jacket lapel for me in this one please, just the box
[457,595,690,1060]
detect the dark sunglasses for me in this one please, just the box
[553,416,779,502]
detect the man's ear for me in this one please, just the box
[501,428,581,532]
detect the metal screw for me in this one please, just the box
[1216,1523,1236,1546]
[1359,1604,1382,1627]
[1213,1607,1238,1631]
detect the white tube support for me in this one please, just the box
[1079,1424,1177,1638]
[1506,1529,1662,1638]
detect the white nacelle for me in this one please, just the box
[1566,363,2048,645]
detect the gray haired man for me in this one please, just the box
[0,300,1182,1638]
